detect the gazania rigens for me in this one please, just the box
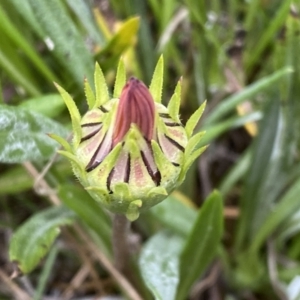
[50,56,207,220]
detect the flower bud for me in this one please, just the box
[52,57,207,220]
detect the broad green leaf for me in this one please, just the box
[151,195,197,237]
[19,94,65,118]
[66,0,105,46]
[0,105,68,163]
[139,231,184,300]
[0,166,34,195]
[58,184,112,254]
[176,191,223,300]
[9,206,75,274]
[28,0,94,86]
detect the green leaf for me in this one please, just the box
[235,99,280,250]
[139,231,184,300]
[0,104,68,163]
[0,166,34,195]
[96,16,140,71]
[204,67,293,125]
[58,184,112,254]
[0,5,56,82]
[66,0,105,46]
[9,206,75,274]
[151,195,197,237]
[149,55,164,103]
[19,94,65,118]
[28,0,94,86]
[176,191,223,300]
[250,177,300,253]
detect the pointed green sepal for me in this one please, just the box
[84,78,96,110]
[114,59,126,98]
[179,145,208,183]
[94,62,109,107]
[185,101,206,138]
[113,182,132,200]
[185,131,206,157]
[149,55,164,103]
[147,186,168,197]
[85,186,109,204]
[54,83,82,146]
[168,78,182,121]
[126,200,142,221]
[95,142,122,173]
[57,150,85,177]
[151,140,176,172]
[48,133,72,152]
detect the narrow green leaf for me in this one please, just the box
[149,55,164,103]
[250,178,300,253]
[0,42,40,97]
[9,206,75,274]
[113,59,126,98]
[0,104,68,163]
[204,67,293,125]
[0,5,56,82]
[235,100,280,250]
[185,101,206,138]
[139,231,184,300]
[19,94,65,118]
[246,0,292,72]
[176,191,223,300]
[94,63,109,107]
[33,245,59,300]
[58,184,112,254]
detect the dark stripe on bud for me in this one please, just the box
[164,134,184,152]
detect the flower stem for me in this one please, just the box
[112,214,131,273]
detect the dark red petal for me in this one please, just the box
[113,77,155,145]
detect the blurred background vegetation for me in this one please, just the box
[1,0,300,299]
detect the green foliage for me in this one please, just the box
[0,104,68,163]
[9,206,75,274]
[1,0,300,299]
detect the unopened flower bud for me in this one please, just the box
[51,57,207,220]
